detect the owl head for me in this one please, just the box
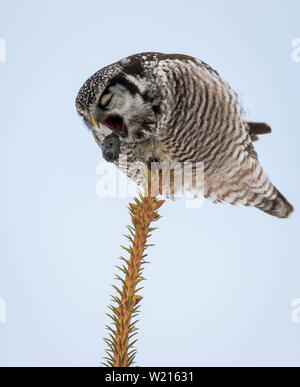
[75,53,162,143]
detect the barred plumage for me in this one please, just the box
[76,52,294,218]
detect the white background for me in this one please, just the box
[0,0,299,366]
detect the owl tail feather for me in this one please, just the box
[256,188,294,218]
[247,122,272,142]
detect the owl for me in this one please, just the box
[76,52,294,218]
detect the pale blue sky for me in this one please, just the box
[0,0,299,366]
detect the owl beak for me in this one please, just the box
[91,116,99,128]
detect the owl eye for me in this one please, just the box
[99,92,113,109]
